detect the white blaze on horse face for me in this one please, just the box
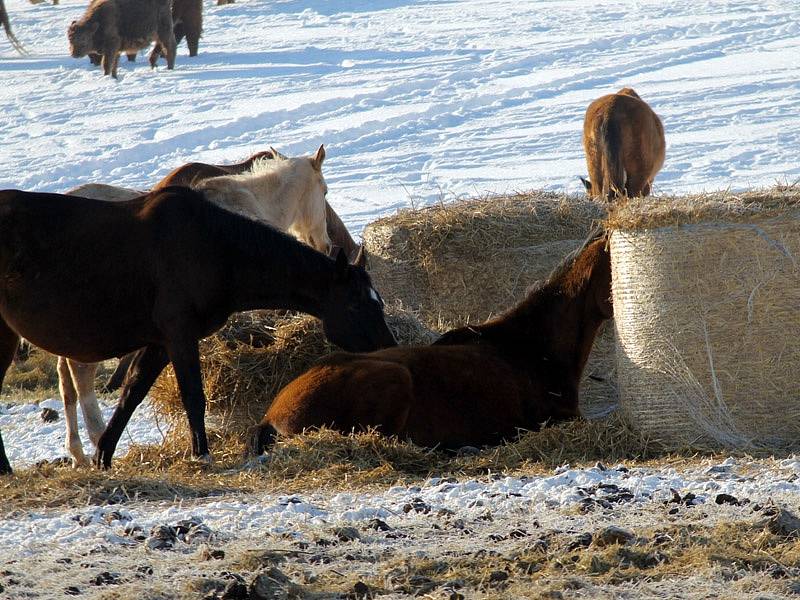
[368,286,383,307]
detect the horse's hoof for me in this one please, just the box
[192,454,213,466]
[0,465,12,476]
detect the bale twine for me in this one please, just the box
[609,188,800,448]
[363,191,616,418]
[150,305,437,434]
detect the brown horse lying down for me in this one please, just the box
[0,187,396,474]
[581,87,665,201]
[251,228,611,452]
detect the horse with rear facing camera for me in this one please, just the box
[581,87,665,201]
[0,186,396,474]
[251,227,611,452]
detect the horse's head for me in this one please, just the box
[67,19,97,58]
[320,249,397,352]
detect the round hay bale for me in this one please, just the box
[609,188,800,448]
[364,192,606,326]
[150,305,437,433]
[363,191,616,418]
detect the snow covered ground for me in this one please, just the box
[1,0,798,232]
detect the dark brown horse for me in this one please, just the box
[0,187,396,474]
[1,0,25,54]
[581,87,665,201]
[251,228,611,452]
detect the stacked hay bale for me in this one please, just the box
[363,191,615,418]
[150,306,437,433]
[608,188,800,448]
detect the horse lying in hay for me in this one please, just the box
[47,146,366,467]
[581,87,665,201]
[250,227,611,452]
[0,186,396,474]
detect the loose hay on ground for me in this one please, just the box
[363,190,616,418]
[608,186,800,449]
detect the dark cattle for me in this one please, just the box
[67,0,176,78]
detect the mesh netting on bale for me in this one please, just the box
[150,306,437,434]
[609,187,800,449]
[363,192,616,418]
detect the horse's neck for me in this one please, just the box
[233,169,300,229]
[482,250,609,378]
[230,243,333,317]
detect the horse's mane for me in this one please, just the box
[541,224,607,290]
[156,186,331,274]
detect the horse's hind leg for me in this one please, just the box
[0,316,21,474]
[58,357,87,467]
[102,352,135,394]
[68,360,105,448]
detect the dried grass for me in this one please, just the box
[364,190,606,326]
[609,187,800,449]
[2,346,59,393]
[607,185,800,230]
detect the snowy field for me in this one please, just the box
[3,0,800,597]
[1,0,799,232]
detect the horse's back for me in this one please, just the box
[65,183,145,202]
[264,344,531,448]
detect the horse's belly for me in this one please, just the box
[0,276,154,362]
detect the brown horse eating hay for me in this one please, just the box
[250,227,611,453]
[581,87,665,201]
[49,147,366,468]
[0,186,396,474]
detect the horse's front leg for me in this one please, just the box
[94,345,168,469]
[0,316,22,474]
[165,338,210,461]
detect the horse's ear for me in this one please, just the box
[311,145,326,171]
[269,146,287,160]
[335,246,349,278]
[580,176,592,193]
[353,245,367,269]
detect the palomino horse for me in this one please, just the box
[250,227,611,452]
[195,146,332,254]
[1,0,25,54]
[0,187,396,474]
[581,87,665,201]
[48,146,365,467]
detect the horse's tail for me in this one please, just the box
[599,117,626,201]
[101,352,136,394]
[248,422,278,456]
[1,0,26,55]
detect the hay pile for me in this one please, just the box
[150,306,437,432]
[609,187,800,449]
[363,191,616,418]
